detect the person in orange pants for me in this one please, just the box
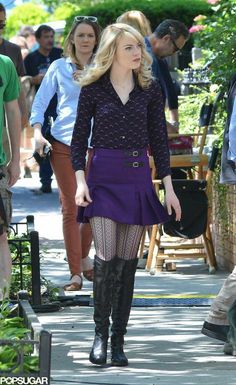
[30,17,101,290]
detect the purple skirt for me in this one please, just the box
[77,148,169,226]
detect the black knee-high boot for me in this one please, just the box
[111,257,138,366]
[89,256,114,365]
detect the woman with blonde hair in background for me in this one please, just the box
[71,23,181,366]
[30,16,101,291]
[116,9,152,36]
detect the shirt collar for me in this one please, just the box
[101,71,140,94]
[65,56,73,64]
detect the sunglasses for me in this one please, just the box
[169,36,181,53]
[74,16,98,23]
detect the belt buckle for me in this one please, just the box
[133,161,139,168]
[132,150,139,157]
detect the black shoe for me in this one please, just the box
[201,321,229,342]
[40,185,52,193]
[224,341,236,356]
[89,257,114,366]
[111,338,128,366]
[89,335,108,365]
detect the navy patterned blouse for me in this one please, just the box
[71,73,171,179]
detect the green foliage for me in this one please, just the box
[63,0,210,35]
[52,2,78,21]
[5,3,50,38]
[43,0,90,12]
[0,302,39,374]
[178,92,209,134]
[178,85,225,137]
[9,234,32,299]
[198,0,236,88]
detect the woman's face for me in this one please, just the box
[72,22,97,55]
[113,34,142,70]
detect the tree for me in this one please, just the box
[199,0,236,87]
[52,2,78,22]
[41,0,90,12]
[6,3,50,38]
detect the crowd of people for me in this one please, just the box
[1,2,236,366]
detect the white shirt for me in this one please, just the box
[30,57,81,146]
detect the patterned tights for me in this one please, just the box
[90,217,145,261]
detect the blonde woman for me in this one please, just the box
[71,23,181,366]
[30,17,100,290]
[116,9,152,36]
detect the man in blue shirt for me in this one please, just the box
[24,25,62,193]
[146,19,189,133]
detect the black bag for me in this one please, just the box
[164,179,208,239]
[199,102,213,127]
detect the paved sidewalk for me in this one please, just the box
[12,174,236,385]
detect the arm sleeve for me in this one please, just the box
[228,96,236,162]
[147,80,171,179]
[4,58,20,102]
[71,85,95,171]
[29,61,58,126]
[158,59,178,110]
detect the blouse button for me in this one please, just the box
[120,136,126,139]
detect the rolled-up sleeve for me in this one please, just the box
[30,61,58,126]
[147,81,171,179]
[71,85,95,171]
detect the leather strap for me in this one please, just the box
[123,150,143,157]
[124,161,144,168]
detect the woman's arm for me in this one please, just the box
[30,61,58,127]
[147,80,171,179]
[71,85,95,171]
[5,99,21,187]
[71,84,95,207]
[30,61,58,153]
[75,170,92,207]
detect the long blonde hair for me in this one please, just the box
[80,23,153,89]
[116,10,152,37]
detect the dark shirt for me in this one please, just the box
[0,39,25,76]
[71,74,170,179]
[145,37,178,110]
[24,47,62,123]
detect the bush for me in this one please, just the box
[198,0,236,88]
[6,3,50,38]
[63,0,211,68]
[64,0,211,32]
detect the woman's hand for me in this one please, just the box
[162,175,181,221]
[165,190,181,221]
[33,124,51,155]
[75,181,92,207]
